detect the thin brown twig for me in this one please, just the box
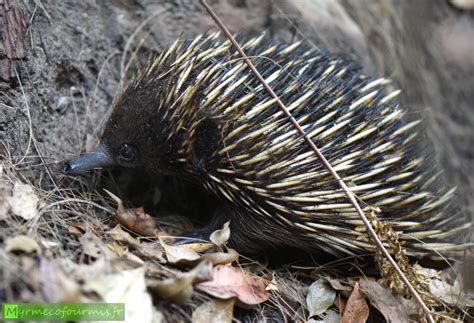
[199,1,434,322]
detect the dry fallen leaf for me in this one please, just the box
[6,235,40,253]
[428,274,474,307]
[410,264,474,307]
[107,241,127,257]
[151,307,166,323]
[159,235,238,265]
[107,224,140,246]
[360,279,408,322]
[68,223,86,234]
[265,273,279,293]
[176,242,215,252]
[40,239,61,250]
[160,237,201,264]
[0,177,11,220]
[210,221,231,246]
[342,282,369,323]
[105,189,157,236]
[201,249,239,265]
[82,266,153,322]
[121,250,146,266]
[306,279,336,318]
[192,299,235,323]
[270,276,307,314]
[328,278,353,291]
[9,181,39,220]
[148,261,213,304]
[197,264,270,306]
[137,241,166,262]
[115,206,157,237]
[79,229,116,259]
[39,258,80,303]
[450,0,474,10]
[333,297,346,313]
[309,309,340,323]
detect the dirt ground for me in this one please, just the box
[1,0,473,321]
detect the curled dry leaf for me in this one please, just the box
[107,241,127,257]
[306,279,336,318]
[342,282,369,323]
[159,236,237,265]
[6,235,39,254]
[328,278,353,291]
[192,299,235,323]
[107,224,139,247]
[197,264,270,306]
[9,181,39,220]
[265,274,279,293]
[105,189,157,236]
[177,242,215,253]
[137,241,166,263]
[210,221,231,246]
[359,279,408,322]
[160,237,201,264]
[201,249,239,266]
[115,206,157,237]
[148,261,213,304]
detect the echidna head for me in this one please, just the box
[64,82,176,175]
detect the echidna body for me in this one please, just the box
[65,33,470,257]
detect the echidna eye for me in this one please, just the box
[118,144,136,162]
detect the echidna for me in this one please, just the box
[64,33,471,258]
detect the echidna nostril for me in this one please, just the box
[63,162,72,173]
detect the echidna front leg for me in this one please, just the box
[178,204,305,254]
[176,204,233,244]
[177,204,261,252]
[179,204,300,254]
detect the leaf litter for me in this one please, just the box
[342,282,369,323]
[1,154,472,322]
[306,279,336,318]
[197,264,271,306]
[9,181,40,220]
